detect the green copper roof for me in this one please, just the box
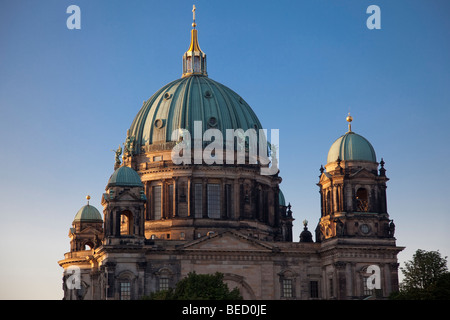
[73,204,102,222]
[107,166,143,188]
[128,75,263,152]
[279,189,286,207]
[327,132,376,163]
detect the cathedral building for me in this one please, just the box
[58,8,403,300]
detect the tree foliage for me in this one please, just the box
[390,249,450,300]
[145,272,243,300]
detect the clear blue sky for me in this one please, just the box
[1,0,449,299]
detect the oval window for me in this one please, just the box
[208,116,218,127]
[154,119,165,129]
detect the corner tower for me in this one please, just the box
[316,114,393,242]
[316,114,403,300]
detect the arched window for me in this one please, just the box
[83,241,94,250]
[326,190,332,215]
[120,211,133,235]
[153,185,162,220]
[278,270,297,299]
[155,268,174,292]
[356,188,369,212]
[207,184,221,219]
[117,271,135,300]
[360,265,381,298]
[120,281,131,300]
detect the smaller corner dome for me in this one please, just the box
[107,166,143,188]
[327,132,376,164]
[73,205,102,222]
[279,190,286,207]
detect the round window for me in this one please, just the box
[208,116,218,127]
[360,224,370,234]
[154,119,165,129]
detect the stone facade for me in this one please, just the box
[59,150,403,300]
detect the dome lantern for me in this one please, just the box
[182,5,207,78]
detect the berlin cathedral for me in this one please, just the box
[58,7,404,300]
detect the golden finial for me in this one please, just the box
[192,5,197,29]
[86,195,91,205]
[346,112,353,132]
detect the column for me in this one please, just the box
[187,177,192,217]
[161,179,166,219]
[202,178,208,218]
[234,178,241,220]
[173,177,178,217]
[145,181,151,220]
[221,178,227,219]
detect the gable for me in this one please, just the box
[180,231,276,252]
[115,191,138,201]
[78,225,102,235]
[350,168,376,179]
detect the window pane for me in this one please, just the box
[225,184,232,218]
[194,184,202,218]
[153,186,162,220]
[363,276,373,296]
[207,184,221,219]
[168,184,174,216]
[120,282,131,300]
[329,278,334,297]
[159,278,169,291]
[310,281,319,298]
[283,279,293,298]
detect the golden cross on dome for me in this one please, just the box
[192,5,197,28]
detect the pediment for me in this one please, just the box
[179,231,277,252]
[115,192,138,201]
[319,172,332,183]
[103,189,143,204]
[77,225,102,235]
[350,168,376,179]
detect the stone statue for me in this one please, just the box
[335,218,344,236]
[389,219,395,237]
[113,145,122,165]
[124,133,136,157]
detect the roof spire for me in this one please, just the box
[182,5,207,78]
[192,5,197,29]
[346,112,353,133]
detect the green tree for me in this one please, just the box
[390,249,449,300]
[145,272,243,300]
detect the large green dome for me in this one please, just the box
[128,75,263,152]
[327,131,376,164]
